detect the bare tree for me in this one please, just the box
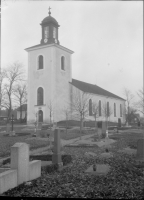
[13,82,27,122]
[123,88,134,125]
[1,62,26,121]
[92,101,99,133]
[0,70,6,112]
[71,89,90,139]
[135,88,144,115]
[102,102,113,131]
[127,107,140,124]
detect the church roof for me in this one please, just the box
[70,79,125,101]
[25,43,74,54]
[41,15,59,26]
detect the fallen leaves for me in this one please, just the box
[2,131,144,198]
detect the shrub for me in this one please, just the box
[2,158,10,165]
[16,133,31,136]
[30,154,52,161]
[62,154,72,166]
[43,163,59,173]
[2,154,72,170]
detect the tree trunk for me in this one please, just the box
[49,114,52,149]
[80,115,83,139]
[95,117,97,133]
[66,116,68,134]
[20,104,22,123]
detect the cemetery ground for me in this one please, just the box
[0,125,95,158]
[0,126,144,198]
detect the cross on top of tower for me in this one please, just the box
[48,7,51,16]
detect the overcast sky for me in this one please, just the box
[1,0,143,101]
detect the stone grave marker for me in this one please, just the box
[102,121,107,138]
[118,147,136,155]
[136,139,144,161]
[0,143,41,194]
[100,152,113,159]
[105,130,109,139]
[85,152,97,157]
[11,143,29,184]
[85,164,110,175]
[97,128,102,140]
[6,123,11,134]
[52,129,63,168]
[38,122,42,130]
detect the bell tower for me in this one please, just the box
[40,7,60,45]
[25,8,74,124]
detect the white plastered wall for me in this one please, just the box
[27,45,73,124]
[70,85,126,124]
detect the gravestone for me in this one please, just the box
[38,122,42,130]
[118,147,136,155]
[0,143,41,194]
[9,131,16,137]
[52,129,63,167]
[105,130,109,139]
[85,164,110,175]
[11,143,29,184]
[102,121,107,138]
[97,128,102,140]
[100,152,113,159]
[85,152,97,157]
[136,139,144,160]
[6,123,11,134]
[52,122,57,131]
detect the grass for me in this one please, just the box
[0,134,50,158]
[2,154,72,166]
[59,128,95,140]
[0,125,143,159]
[0,126,95,158]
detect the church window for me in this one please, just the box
[38,55,44,70]
[120,104,122,117]
[53,27,56,38]
[107,102,109,116]
[99,100,101,116]
[114,103,116,117]
[37,87,44,105]
[89,99,92,116]
[44,26,49,39]
[38,110,43,122]
[61,56,65,70]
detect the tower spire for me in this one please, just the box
[48,6,51,16]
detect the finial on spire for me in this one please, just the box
[48,7,51,16]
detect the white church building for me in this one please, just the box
[25,9,126,125]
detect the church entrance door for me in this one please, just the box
[118,118,121,128]
[38,110,43,122]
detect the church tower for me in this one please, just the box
[25,8,74,124]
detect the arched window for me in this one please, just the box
[114,103,116,117]
[37,87,44,105]
[38,55,43,70]
[53,27,56,38]
[89,99,92,116]
[120,104,122,117]
[99,100,101,116]
[61,56,65,70]
[107,102,109,117]
[38,110,43,122]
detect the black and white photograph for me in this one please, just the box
[0,0,143,198]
